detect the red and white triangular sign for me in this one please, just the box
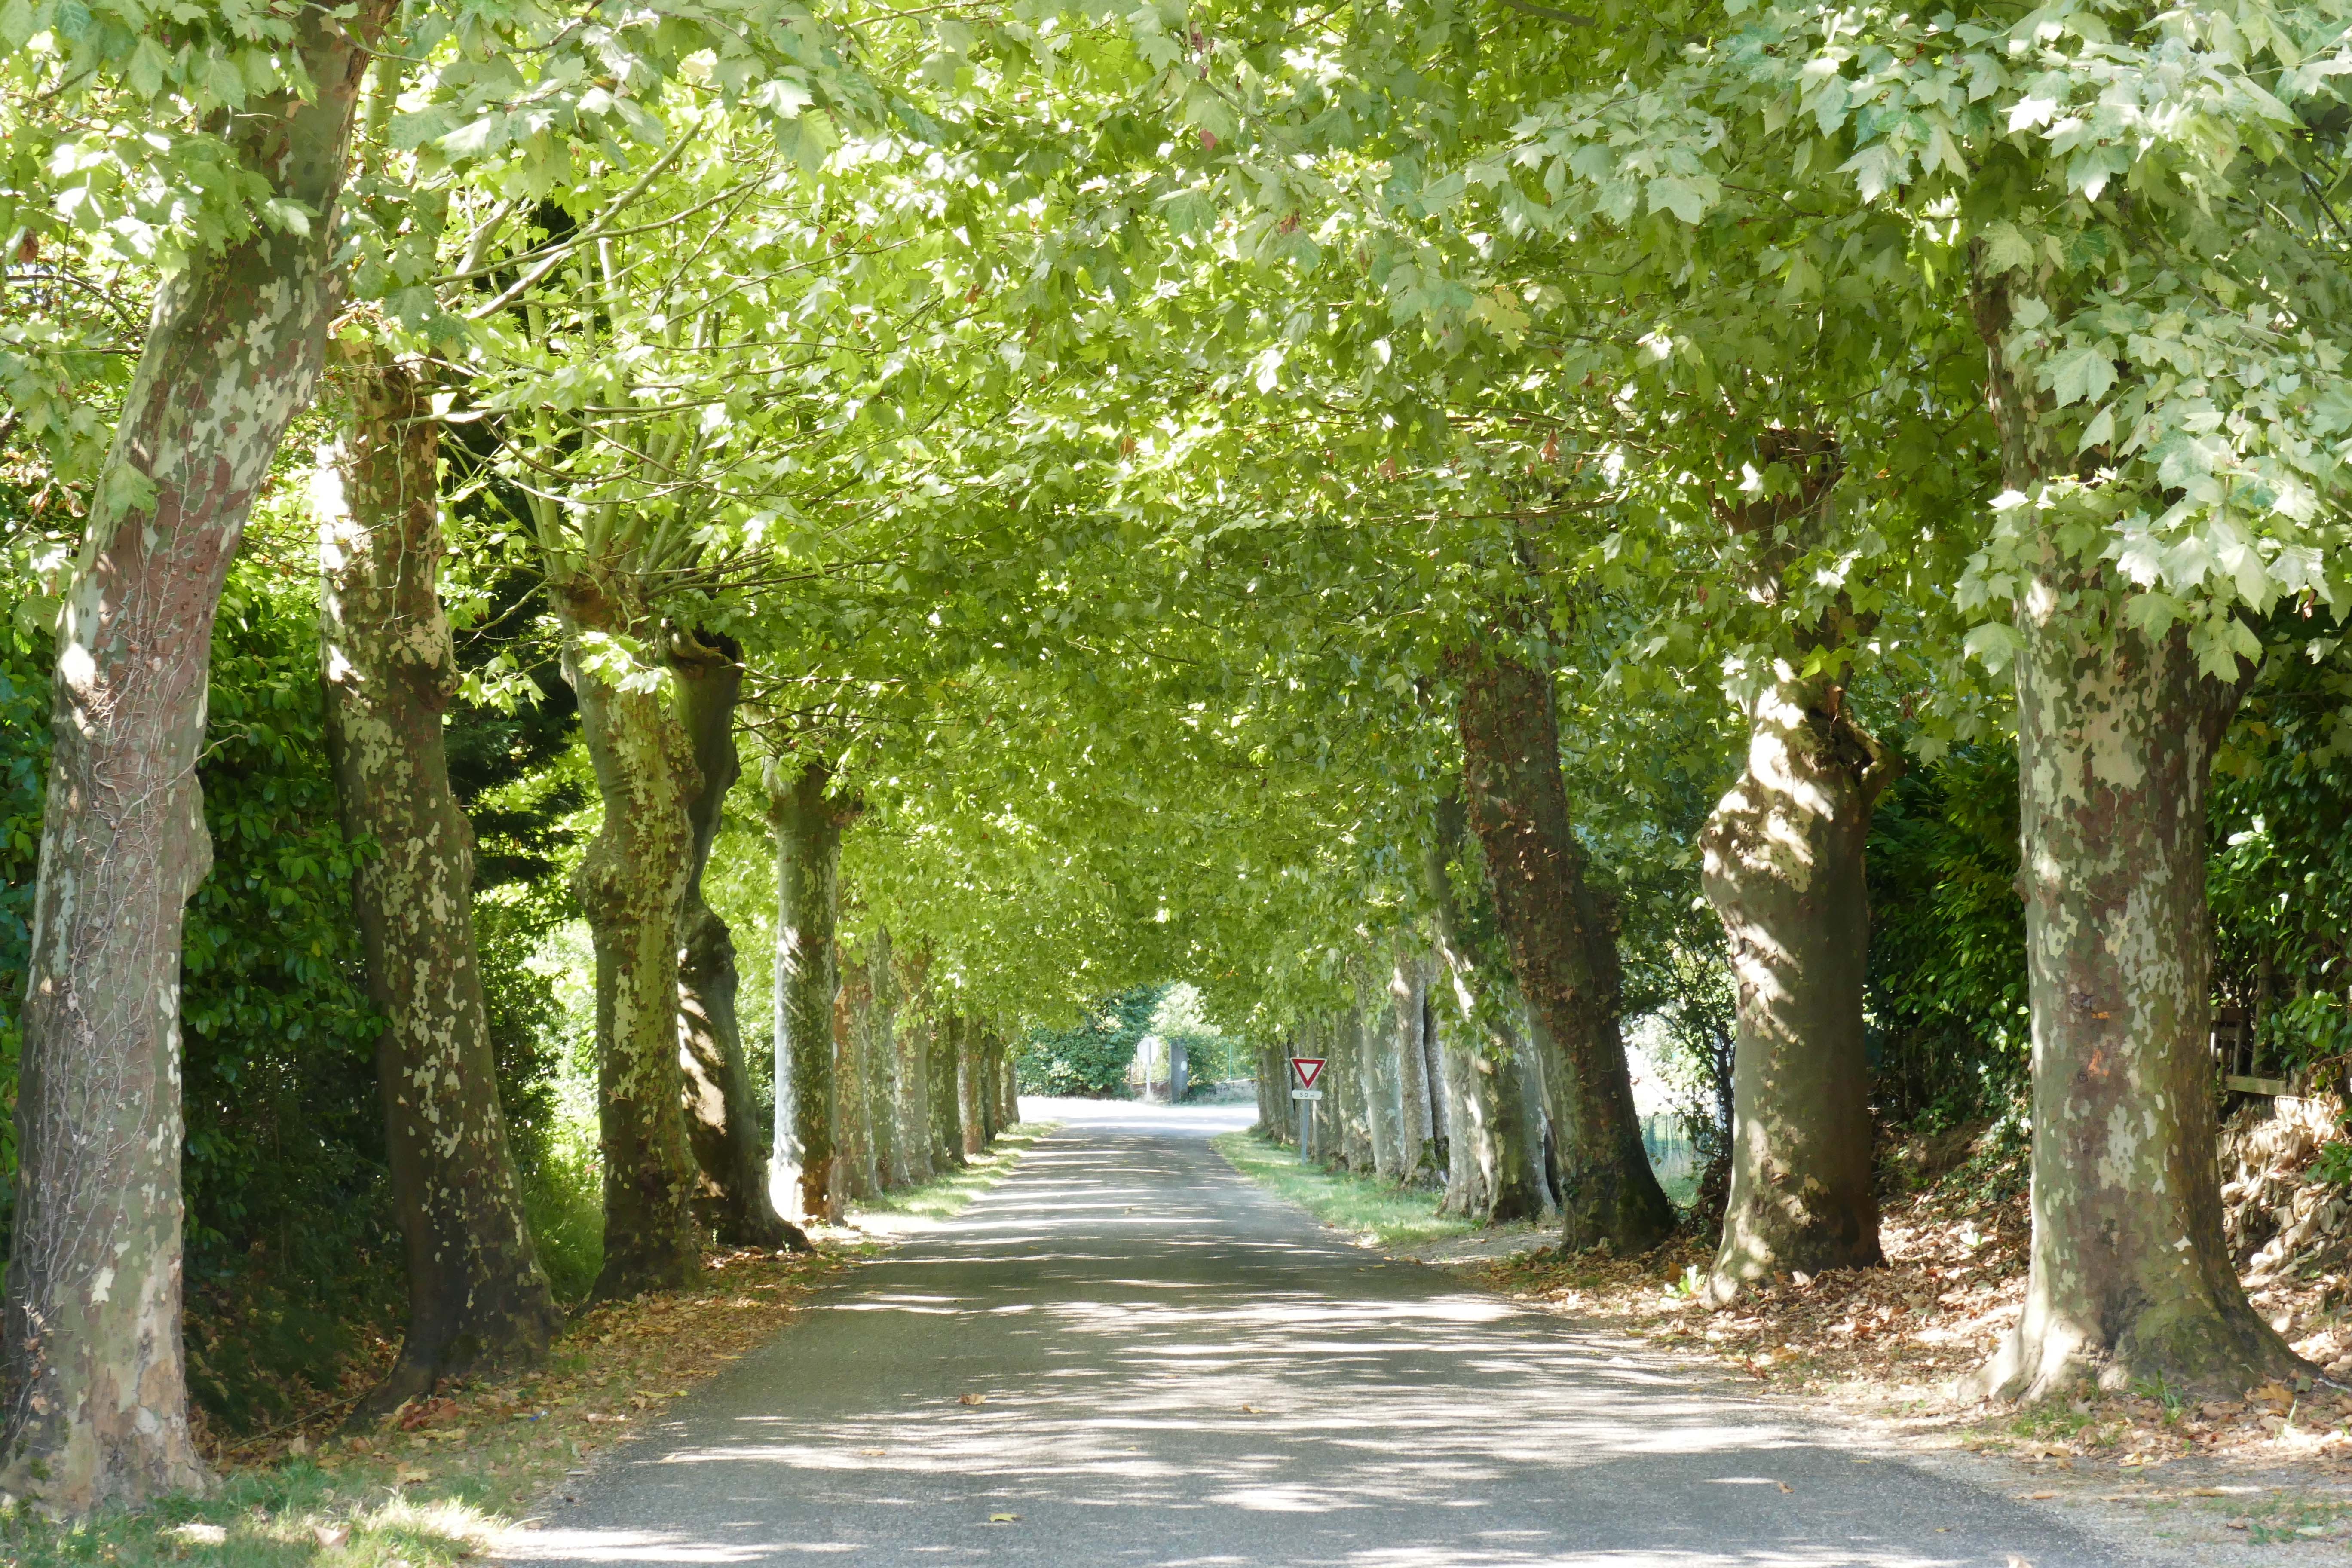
[1290,1057,1326,1091]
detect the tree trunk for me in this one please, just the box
[770,758,853,1224]
[318,346,562,1415]
[929,1011,968,1171]
[1701,668,1894,1298]
[998,1033,1021,1129]
[1420,980,1447,1179]
[894,964,931,1185]
[975,1029,1000,1145]
[896,951,934,1185]
[1961,272,2302,1398]
[1974,572,2300,1397]
[834,957,878,1202]
[1433,1010,1484,1216]
[670,633,804,1252]
[1424,795,1555,1223]
[1332,1007,1369,1172]
[864,928,905,1191]
[0,0,391,1510]
[1370,995,1407,1182]
[558,589,703,1300]
[1455,650,1675,1253]
[1256,1042,1280,1139]
[958,1018,986,1155]
[1393,950,1437,1183]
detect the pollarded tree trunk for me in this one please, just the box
[1393,951,1437,1184]
[318,345,562,1415]
[1975,570,2300,1397]
[670,633,804,1252]
[558,587,704,1299]
[1422,804,1550,1222]
[0,0,392,1511]
[930,1011,968,1171]
[1701,669,1895,1298]
[770,757,856,1223]
[1455,649,1675,1253]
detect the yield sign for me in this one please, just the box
[1289,1057,1327,1091]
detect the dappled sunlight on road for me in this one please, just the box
[500,1103,2107,1567]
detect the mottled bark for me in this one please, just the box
[769,758,854,1223]
[1702,670,1894,1298]
[1393,950,1438,1183]
[559,589,703,1300]
[894,949,934,1186]
[1433,1011,1482,1216]
[0,0,392,1509]
[670,634,804,1252]
[1422,806,1550,1223]
[1366,989,1404,1182]
[835,957,878,1202]
[929,1011,967,1171]
[861,929,904,1192]
[1965,273,2301,1399]
[1976,569,2296,1397]
[318,346,561,1416]
[1455,650,1675,1253]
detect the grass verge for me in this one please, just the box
[1211,1129,1473,1250]
[849,1120,1058,1225]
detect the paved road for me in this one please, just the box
[505,1099,2132,1567]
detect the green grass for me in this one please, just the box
[850,1121,1059,1222]
[1212,1130,1474,1250]
[0,1460,508,1568]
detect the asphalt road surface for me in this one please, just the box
[503,1099,2134,1567]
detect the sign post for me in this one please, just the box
[1288,1056,1327,1164]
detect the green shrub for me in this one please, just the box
[1017,985,1163,1096]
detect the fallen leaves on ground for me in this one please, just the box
[1474,1116,2352,1487]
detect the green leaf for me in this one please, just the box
[1981,220,2035,274]
[2046,345,2115,408]
[1645,175,1712,224]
